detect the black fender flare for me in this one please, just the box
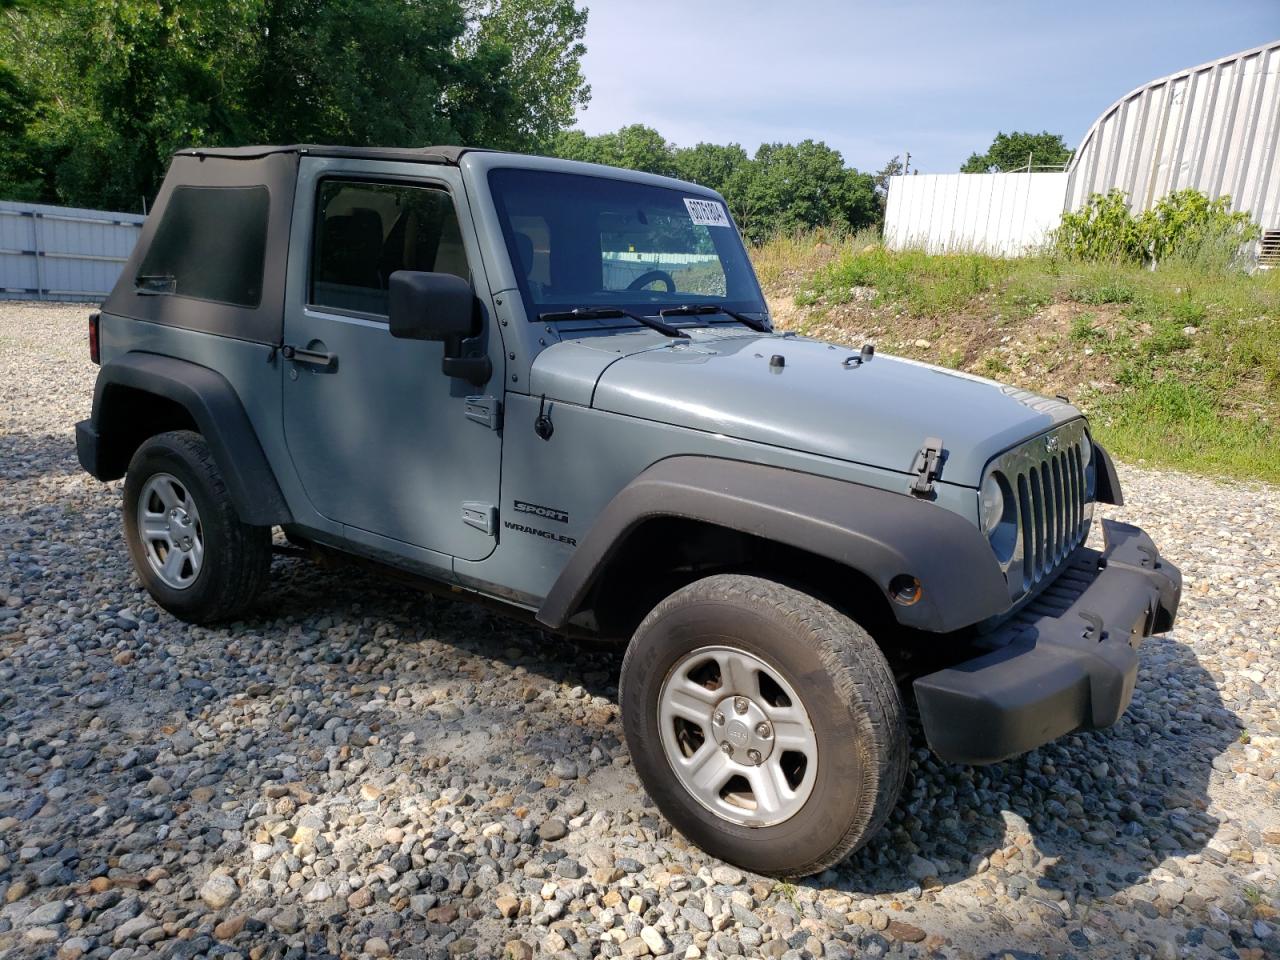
[536,456,1011,634]
[79,352,291,526]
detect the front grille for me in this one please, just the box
[986,420,1093,601]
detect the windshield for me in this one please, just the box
[487,168,767,322]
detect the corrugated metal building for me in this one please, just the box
[1066,39,1280,262]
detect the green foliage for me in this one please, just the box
[1069,314,1102,343]
[740,141,878,243]
[961,131,1072,173]
[459,0,589,150]
[0,59,42,200]
[1142,189,1261,268]
[552,124,678,177]
[1056,189,1260,269]
[1055,191,1146,262]
[1069,272,1137,305]
[0,0,590,210]
[763,236,1280,481]
[552,127,881,242]
[800,245,1012,317]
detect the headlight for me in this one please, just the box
[1081,435,1093,470]
[979,473,1004,536]
[980,471,1018,565]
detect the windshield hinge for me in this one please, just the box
[909,437,945,497]
[464,395,502,430]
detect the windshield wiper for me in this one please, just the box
[537,306,689,338]
[658,303,771,332]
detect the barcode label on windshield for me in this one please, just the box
[684,198,731,228]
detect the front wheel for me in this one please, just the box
[619,574,908,878]
[123,430,272,623]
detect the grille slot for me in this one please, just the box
[988,421,1092,597]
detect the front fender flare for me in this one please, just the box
[81,352,290,526]
[536,456,1010,633]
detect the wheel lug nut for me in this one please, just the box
[747,749,762,764]
[720,742,734,756]
[756,722,771,738]
[733,697,748,714]
[713,711,725,725]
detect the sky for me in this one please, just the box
[571,0,1279,173]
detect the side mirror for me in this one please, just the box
[388,271,476,341]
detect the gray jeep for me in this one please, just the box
[76,145,1181,878]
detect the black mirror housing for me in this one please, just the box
[388,271,476,341]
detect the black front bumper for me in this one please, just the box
[913,519,1181,765]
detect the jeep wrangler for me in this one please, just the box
[76,145,1181,878]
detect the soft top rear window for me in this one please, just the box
[137,185,269,307]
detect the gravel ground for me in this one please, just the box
[1,301,1278,960]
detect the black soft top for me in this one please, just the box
[106,145,495,344]
[173,144,485,165]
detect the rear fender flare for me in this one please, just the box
[84,352,290,526]
[537,456,1010,633]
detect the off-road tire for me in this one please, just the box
[123,430,271,623]
[619,574,908,878]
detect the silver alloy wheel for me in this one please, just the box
[136,473,204,590]
[657,645,818,827]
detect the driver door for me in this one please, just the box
[280,158,503,564]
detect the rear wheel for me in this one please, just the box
[619,574,908,878]
[123,430,271,623]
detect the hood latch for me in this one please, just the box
[909,437,944,497]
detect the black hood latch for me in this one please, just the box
[909,437,945,497]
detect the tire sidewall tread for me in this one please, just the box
[123,430,270,624]
[620,574,908,878]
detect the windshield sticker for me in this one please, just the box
[684,198,731,228]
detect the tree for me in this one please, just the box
[873,155,903,197]
[740,140,878,242]
[871,154,903,223]
[460,0,589,151]
[0,34,42,200]
[961,131,1072,173]
[551,124,677,177]
[0,0,592,209]
[673,142,753,226]
[674,142,750,191]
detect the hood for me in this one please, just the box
[533,330,1082,486]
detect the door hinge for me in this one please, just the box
[464,395,502,430]
[909,436,944,497]
[462,502,497,536]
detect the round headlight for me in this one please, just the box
[979,473,1004,537]
[1081,436,1093,469]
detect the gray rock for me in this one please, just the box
[539,818,569,841]
[199,873,238,910]
[270,906,303,935]
[112,914,157,945]
[22,901,69,926]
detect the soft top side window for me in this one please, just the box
[310,179,469,317]
[136,185,269,307]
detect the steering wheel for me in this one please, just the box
[626,269,676,292]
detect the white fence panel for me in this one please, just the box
[0,200,145,302]
[884,172,1068,256]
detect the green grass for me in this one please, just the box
[753,235,1280,483]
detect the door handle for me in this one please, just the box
[282,345,336,369]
